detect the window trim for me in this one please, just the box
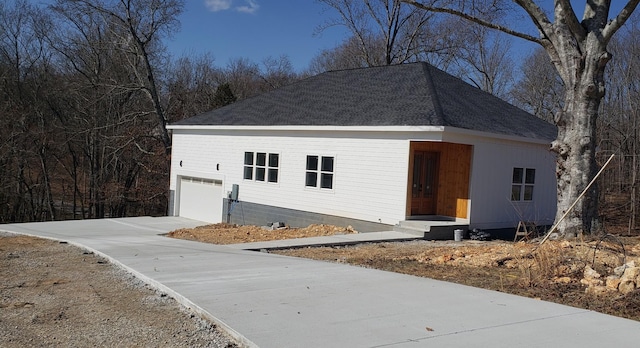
[244,151,280,184]
[511,167,535,201]
[305,155,335,190]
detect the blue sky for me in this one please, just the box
[165,1,630,73]
[166,1,348,72]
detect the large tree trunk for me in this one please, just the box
[550,34,610,237]
[552,94,600,236]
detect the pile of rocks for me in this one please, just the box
[582,260,640,295]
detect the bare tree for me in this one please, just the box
[404,0,640,237]
[165,53,224,122]
[54,0,184,154]
[511,48,564,123]
[223,56,299,100]
[0,0,183,222]
[450,26,515,99]
[599,14,640,232]
[0,0,58,222]
[260,55,298,89]
[315,0,460,69]
[313,0,514,98]
[223,57,263,100]
[307,35,385,74]
[164,54,297,121]
[47,0,175,219]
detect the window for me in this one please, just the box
[268,153,279,183]
[244,151,279,183]
[511,167,535,201]
[255,152,266,181]
[243,152,254,180]
[306,155,334,189]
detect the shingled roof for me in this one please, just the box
[172,62,557,141]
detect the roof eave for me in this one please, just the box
[441,126,555,146]
[167,125,447,132]
[167,124,554,145]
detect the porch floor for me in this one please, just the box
[394,216,469,240]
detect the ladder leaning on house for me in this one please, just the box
[514,221,536,242]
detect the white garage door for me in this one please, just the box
[179,177,223,223]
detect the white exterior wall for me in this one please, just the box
[170,129,412,225]
[443,132,557,229]
[170,126,557,229]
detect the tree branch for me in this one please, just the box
[402,0,543,44]
[511,0,555,43]
[603,0,640,42]
[555,0,586,41]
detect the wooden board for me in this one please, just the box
[407,142,472,218]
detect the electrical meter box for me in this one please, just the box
[230,184,239,201]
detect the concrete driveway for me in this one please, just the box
[2,216,640,347]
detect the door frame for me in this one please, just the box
[406,141,472,219]
[410,150,440,215]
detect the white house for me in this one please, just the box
[167,63,557,236]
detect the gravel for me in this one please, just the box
[0,233,239,347]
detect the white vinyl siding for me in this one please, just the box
[464,137,556,230]
[169,129,409,225]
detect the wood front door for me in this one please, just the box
[411,151,439,215]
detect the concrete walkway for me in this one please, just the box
[226,230,422,250]
[2,216,640,348]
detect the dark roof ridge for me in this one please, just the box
[420,63,446,126]
[323,62,409,73]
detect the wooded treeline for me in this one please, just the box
[0,0,296,222]
[1,0,638,230]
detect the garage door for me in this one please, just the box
[178,177,223,223]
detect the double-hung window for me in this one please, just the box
[511,167,535,201]
[306,155,334,189]
[244,152,279,183]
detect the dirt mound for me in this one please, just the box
[166,222,357,244]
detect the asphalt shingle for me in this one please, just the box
[173,62,557,141]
